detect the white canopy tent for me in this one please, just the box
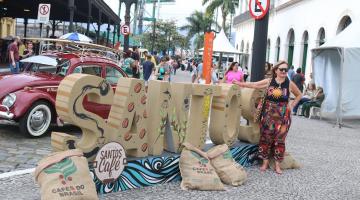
[199,29,241,54]
[312,21,360,125]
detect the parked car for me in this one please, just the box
[0,53,128,137]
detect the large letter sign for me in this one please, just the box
[54,74,115,160]
[52,75,262,161]
[209,84,241,146]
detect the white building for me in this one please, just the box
[233,0,358,78]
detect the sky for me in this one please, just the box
[104,0,204,26]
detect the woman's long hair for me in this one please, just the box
[225,62,238,76]
[271,60,288,78]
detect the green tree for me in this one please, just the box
[180,11,217,53]
[138,20,189,55]
[202,0,239,31]
[203,0,239,69]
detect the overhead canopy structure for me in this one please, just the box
[199,29,241,54]
[0,0,120,27]
[311,21,360,124]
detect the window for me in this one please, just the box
[266,39,271,62]
[301,31,309,73]
[317,28,326,47]
[337,15,352,34]
[73,65,102,77]
[105,66,124,84]
[287,29,295,66]
[276,37,281,62]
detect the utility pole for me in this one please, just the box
[250,0,270,82]
[121,0,138,51]
[151,0,157,53]
[132,2,139,36]
[138,0,145,34]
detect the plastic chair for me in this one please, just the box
[309,106,322,120]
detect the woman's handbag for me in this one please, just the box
[254,80,271,123]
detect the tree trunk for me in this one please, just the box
[218,8,228,71]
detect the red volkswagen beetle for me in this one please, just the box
[0,53,127,137]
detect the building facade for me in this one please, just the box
[0,17,16,38]
[233,0,359,78]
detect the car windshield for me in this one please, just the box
[27,58,70,76]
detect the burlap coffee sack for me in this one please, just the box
[207,144,247,186]
[179,142,225,191]
[269,152,301,170]
[34,149,98,200]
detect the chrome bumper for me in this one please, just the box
[0,105,14,120]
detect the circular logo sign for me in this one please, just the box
[94,142,127,184]
[249,0,270,20]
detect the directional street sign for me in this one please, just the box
[121,25,131,35]
[143,17,156,22]
[249,0,270,20]
[37,4,51,23]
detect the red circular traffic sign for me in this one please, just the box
[39,5,50,15]
[121,25,130,35]
[249,0,270,20]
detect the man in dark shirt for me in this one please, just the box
[131,47,140,78]
[292,68,305,92]
[8,36,20,74]
[143,55,155,91]
[143,55,155,80]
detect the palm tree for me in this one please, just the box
[203,0,239,69]
[181,11,216,53]
[202,0,239,32]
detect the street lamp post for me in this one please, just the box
[120,0,138,51]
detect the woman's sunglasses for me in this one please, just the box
[278,68,288,72]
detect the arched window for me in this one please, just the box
[246,42,249,53]
[266,39,271,62]
[301,31,309,73]
[275,37,281,62]
[240,40,244,52]
[317,27,326,47]
[337,15,352,34]
[287,29,295,66]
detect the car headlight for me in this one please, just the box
[2,93,16,108]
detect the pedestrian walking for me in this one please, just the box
[223,62,244,84]
[131,47,140,79]
[8,36,20,74]
[292,68,305,92]
[233,60,302,174]
[122,50,136,77]
[142,55,155,91]
[156,57,170,81]
[287,65,295,80]
[243,66,249,82]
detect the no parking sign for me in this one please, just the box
[37,4,51,23]
[249,0,270,20]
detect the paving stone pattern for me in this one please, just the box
[0,121,80,173]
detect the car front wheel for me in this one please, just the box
[19,101,52,137]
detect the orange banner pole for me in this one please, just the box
[203,32,215,84]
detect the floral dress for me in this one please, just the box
[258,77,291,162]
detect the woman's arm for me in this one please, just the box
[290,81,303,109]
[222,74,227,83]
[233,78,270,89]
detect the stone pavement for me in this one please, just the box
[0,121,80,173]
[1,116,360,200]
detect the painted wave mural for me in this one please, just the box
[91,144,258,194]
